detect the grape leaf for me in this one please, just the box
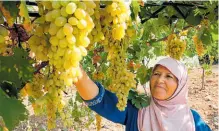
[0,89,28,130]
[131,1,140,20]
[200,28,212,46]
[185,10,202,26]
[136,65,147,84]
[0,1,19,26]
[19,1,32,31]
[128,89,150,109]
[0,48,34,89]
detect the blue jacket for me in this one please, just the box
[84,82,211,131]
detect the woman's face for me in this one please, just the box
[150,65,178,100]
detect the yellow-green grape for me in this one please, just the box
[60,7,68,17]
[166,34,186,60]
[56,28,65,39]
[60,1,69,7]
[0,35,5,43]
[0,26,8,36]
[85,1,96,9]
[68,17,78,26]
[52,1,61,9]
[77,2,87,10]
[77,19,87,29]
[63,23,73,36]
[51,9,61,19]
[78,35,90,47]
[59,38,68,48]
[34,26,44,37]
[66,2,77,14]
[74,8,86,20]
[66,34,76,45]
[45,11,54,22]
[112,25,125,40]
[49,36,59,46]
[48,23,60,36]
[55,16,67,27]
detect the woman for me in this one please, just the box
[74,57,211,131]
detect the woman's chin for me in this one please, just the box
[152,90,167,100]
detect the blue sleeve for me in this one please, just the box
[191,109,212,131]
[83,82,139,131]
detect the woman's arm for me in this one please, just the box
[74,67,139,129]
[74,67,99,100]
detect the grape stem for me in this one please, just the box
[34,61,49,74]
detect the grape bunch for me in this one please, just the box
[25,1,95,129]
[166,34,186,60]
[107,44,136,111]
[91,1,137,111]
[0,26,11,55]
[193,35,204,56]
[95,114,102,131]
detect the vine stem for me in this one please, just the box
[148,25,193,43]
[201,67,205,90]
[34,61,49,74]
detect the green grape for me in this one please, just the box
[59,38,68,48]
[49,23,60,36]
[0,26,8,36]
[55,17,67,27]
[60,7,68,17]
[52,1,61,9]
[63,23,73,36]
[51,9,61,19]
[77,2,87,10]
[45,11,53,22]
[77,19,87,29]
[56,28,65,39]
[60,1,69,6]
[74,8,86,20]
[49,36,59,46]
[66,2,77,14]
[68,17,78,26]
[66,34,76,44]
[0,35,5,43]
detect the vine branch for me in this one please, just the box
[148,25,193,43]
[34,61,49,74]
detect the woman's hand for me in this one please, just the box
[74,66,99,100]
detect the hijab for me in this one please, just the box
[137,57,195,131]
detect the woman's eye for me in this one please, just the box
[153,73,159,75]
[167,75,173,78]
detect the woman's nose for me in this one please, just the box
[157,75,165,83]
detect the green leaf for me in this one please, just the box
[131,1,140,21]
[0,89,28,130]
[136,65,148,84]
[185,10,202,26]
[19,1,31,31]
[0,1,19,26]
[200,28,212,46]
[0,48,34,89]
